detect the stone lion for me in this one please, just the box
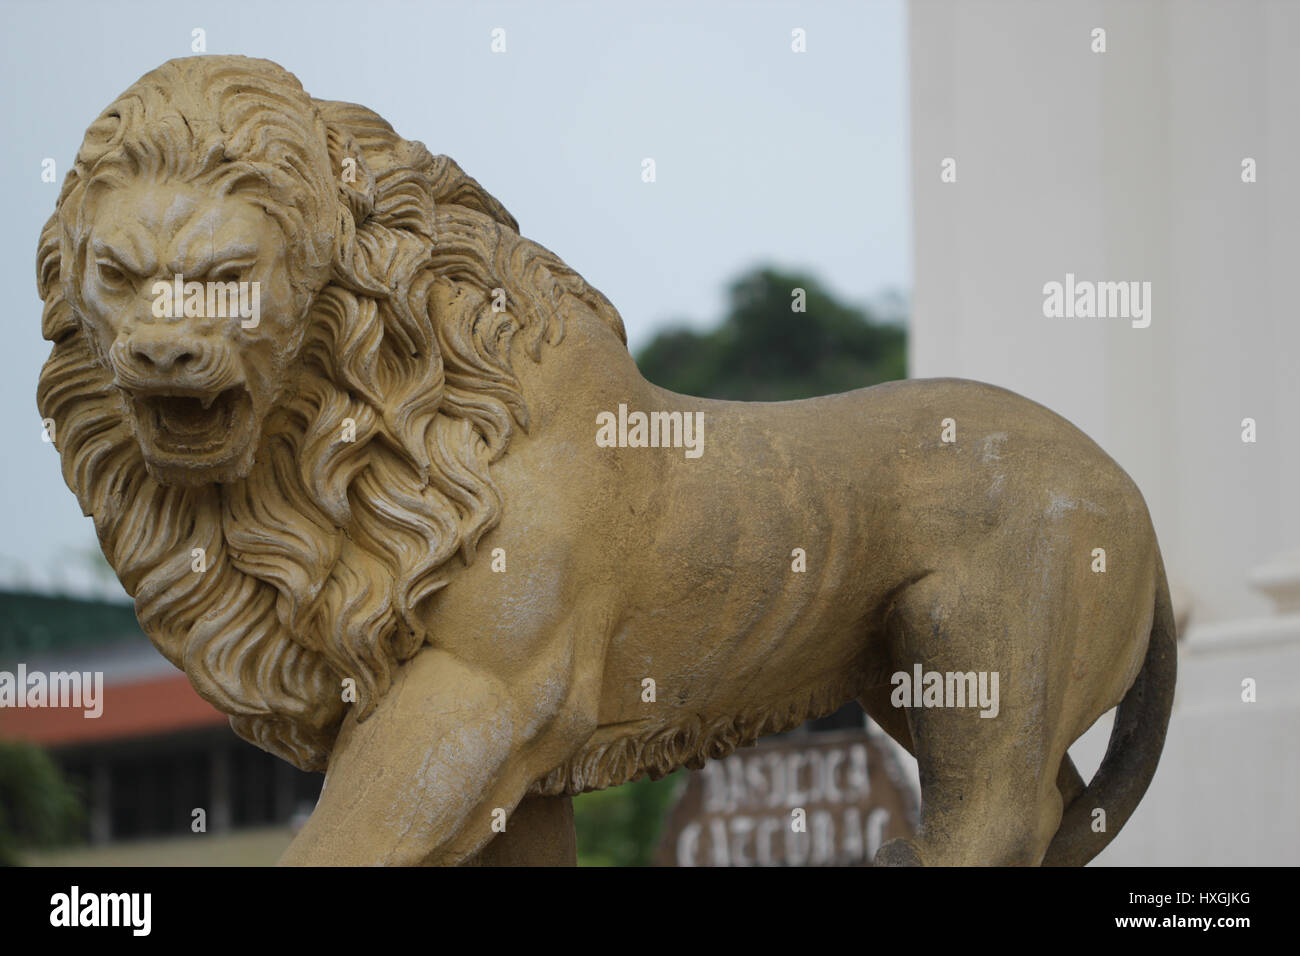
[37,55,1175,866]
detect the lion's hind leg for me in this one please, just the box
[872,571,1068,866]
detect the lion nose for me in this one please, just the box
[129,333,199,373]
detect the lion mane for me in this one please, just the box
[36,56,625,772]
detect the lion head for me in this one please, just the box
[36,55,625,770]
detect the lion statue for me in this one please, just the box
[36,55,1175,866]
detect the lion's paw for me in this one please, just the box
[874,837,925,867]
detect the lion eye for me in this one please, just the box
[208,261,251,284]
[96,261,129,286]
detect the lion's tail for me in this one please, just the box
[1041,553,1177,866]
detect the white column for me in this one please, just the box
[908,0,1300,627]
[909,0,1300,865]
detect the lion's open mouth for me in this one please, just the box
[141,387,250,454]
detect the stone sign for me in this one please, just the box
[655,728,918,866]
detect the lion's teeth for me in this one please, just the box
[201,393,216,409]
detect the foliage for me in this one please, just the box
[636,267,906,400]
[0,741,84,866]
[573,772,683,867]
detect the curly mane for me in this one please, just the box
[36,56,625,771]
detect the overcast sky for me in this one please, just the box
[0,0,908,597]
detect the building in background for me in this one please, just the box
[0,590,319,864]
[908,0,1300,864]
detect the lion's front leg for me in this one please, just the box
[278,643,596,867]
[463,793,577,866]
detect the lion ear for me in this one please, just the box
[323,121,376,227]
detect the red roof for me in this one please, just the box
[0,673,227,746]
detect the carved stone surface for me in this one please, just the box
[36,55,1176,866]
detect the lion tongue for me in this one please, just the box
[158,396,222,436]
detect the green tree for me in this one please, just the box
[0,741,84,866]
[636,267,906,400]
[573,772,682,867]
